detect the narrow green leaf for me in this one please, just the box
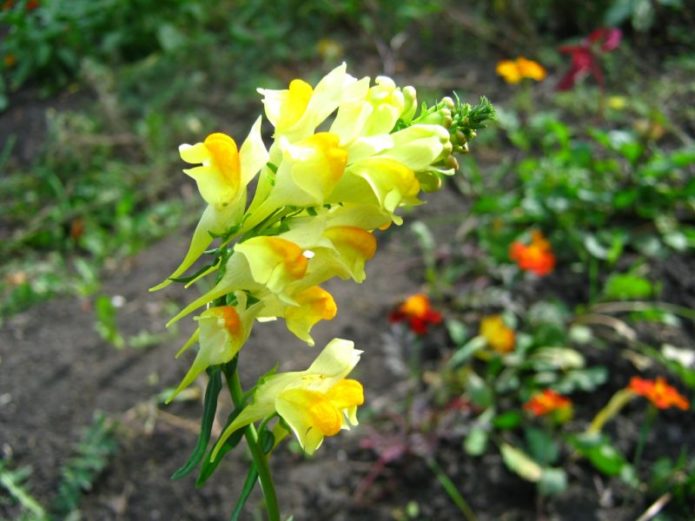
[196,409,245,487]
[230,464,259,521]
[171,367,223,480]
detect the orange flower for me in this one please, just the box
[524,389,572,419]
[628,376,690,410]
[496,57,547,84]
[480,315,515,353]
[389,293,442,335]
[2,0,39,10]
[509,230,556,276]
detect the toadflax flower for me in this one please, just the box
[480,314,515,353]
[151,120,268,291]
[509,230,556,276]
[212,338,364,455]
[628,376,690,410]
[168,298,260,400]
[496,57,547,84]
[389,293,443,335]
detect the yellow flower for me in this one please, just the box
[330,157,421,224]
[211,338,363,456]
[496,57,546,84]
[150,118,268,291]
[259,63,356,141]
[168,301,258,400]
[256,285,337,346]
[253,131,348,215]
[480,315,516,353]
[166,236,309,326]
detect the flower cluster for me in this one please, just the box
[496,57,546,84]
[154,64,493,454]
[509,230,556,276]
[389,293,443,335]
[628,376,690,411]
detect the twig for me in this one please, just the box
[635,492,672,521]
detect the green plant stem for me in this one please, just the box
[222,362,281,521]
[633,405,656,472]
[426,457,477,521]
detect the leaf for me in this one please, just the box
[525,427,559,466]
[538,468,568,496]
[603,273,653,300]
[529,347,585,371]
[196,409,246,487]
[464,426,488,456]
[465,370,493,408]
[171,367,223,480]
[492,411,522,430]
[230,463,259,521]
[259,429,275,454]
[570,433,635,482]
[500,443,542,482]
[554,366,608,393]
[448,335,486,368]
[445,319,468,346]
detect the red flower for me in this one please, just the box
[524,389,572,419]
[509,230,555,276]
[557,27,621,91]
[389,293,442,335]
[628,376,690,410]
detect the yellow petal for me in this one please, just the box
[182,133,241,207]
[306,338,361,378]
[284,286,337,345]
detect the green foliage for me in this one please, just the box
[0,0,205,103]
[51,413,118,518]
[0,459,48,520]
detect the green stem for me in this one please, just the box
[426,457,478,521]
[222,362,281,521]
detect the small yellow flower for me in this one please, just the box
[212,338,364,455]
[480,315,516,354]
[496,57,546,84]
[151,118,268,292]
[168,302,258,400]
[166,236,309,326]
